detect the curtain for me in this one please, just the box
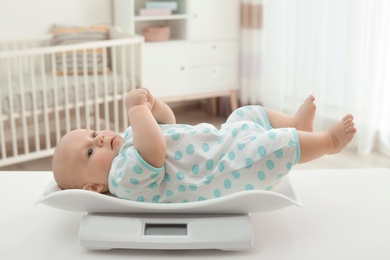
[240,0,263,105]
[242,0,390,156]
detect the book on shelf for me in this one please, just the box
[145,1,178,11]
[139,8,172,16]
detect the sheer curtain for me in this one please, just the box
[243,0,390,156]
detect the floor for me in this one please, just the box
[1,103,389,171]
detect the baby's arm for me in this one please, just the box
[124,89,166,168]
[147,91,176,124]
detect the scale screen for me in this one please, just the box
[144,223,188,236]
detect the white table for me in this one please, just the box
[1,168,389,259]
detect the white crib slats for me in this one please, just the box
[51,53,61,144]
[0,34,143,167]
[82,49,91,130]
[93,48,100,131]
[6,57,17,157]
[102,47,110,130]
[121,45,128,130]
[18,56,29,154]
[30,55,41,152]
[62,52,71,134]
[72,50,81,129]
[111,47,119,133]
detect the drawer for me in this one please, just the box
[188,41,238,66]
[188,64,238,89]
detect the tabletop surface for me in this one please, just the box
[0,168,389,260]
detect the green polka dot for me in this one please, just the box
[265,186,273,190]
[218,162,225,172]
[276,173,283,180]
[150,172,159,179]
[205,174,214,184]
[268,131,276,139]
[198,196,206,201]
[137,196,145,202]
[189,184,198,191]
[176,171,185,180]
[250,135,257,141]
[171,132,180,141]
[149,182,158,189]
[245,158,254,169]
[152,195,160,203]
[237,142,245,150]
[275,149,283,159]
[163,173,170,182]
[224,179,232,189]
[111,178,118,187]
[287,162,293,170]
[166,190,174,197]
[257,171,265,181]
[182,199,189,203]
[214,189,221,198]
[202,143,210,152]
[289,140,295,146]
[130,178,139,185]
[174,151,182,160]
[242,124,249,131]
[133,165,143,174]
[186,144,195,155]
[236,109,244,117]
[118,171,123,179]
[206,159,214,170]
[178,185,186,192]
[232,170,240,179]
[232,128,238,137]
[192,164,200,175]
[203,127,211,133]
[256,118,264,127]
[266,160,275,170]
[258,146,267,158]
[228,151,235,160]
[246,184,254,190]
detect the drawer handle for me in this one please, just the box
[212,45,217,50]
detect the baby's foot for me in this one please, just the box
[327,114,356,154]
[294,95,316,132]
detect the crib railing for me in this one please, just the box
[0,32,143,167]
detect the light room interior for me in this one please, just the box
[1,0,389,259]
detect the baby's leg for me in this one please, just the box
[264,95,316,131]
[297,114,356,163]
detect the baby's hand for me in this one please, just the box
[124,88,151,111]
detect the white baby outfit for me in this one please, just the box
[109,105,301,203]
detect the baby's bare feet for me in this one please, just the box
[294,95,316,132]
[327,114,357,154]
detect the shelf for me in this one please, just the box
[134,14,188,22]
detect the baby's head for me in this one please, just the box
[52,129,125,193]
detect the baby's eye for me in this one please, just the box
[87,148,93,158]
[92,132,97,138]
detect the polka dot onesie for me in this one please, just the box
[109,105,301,203]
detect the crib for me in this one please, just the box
[0,28,143,167]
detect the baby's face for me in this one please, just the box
[56,129,125,190]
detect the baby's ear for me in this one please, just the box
[82,183,105,193]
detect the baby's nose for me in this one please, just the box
[96,135,105,146]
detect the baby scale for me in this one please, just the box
[36,176,302,251]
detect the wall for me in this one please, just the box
[0,0,112,38]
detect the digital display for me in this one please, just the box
[144,223,188,236]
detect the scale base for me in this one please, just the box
[79,213,253,251]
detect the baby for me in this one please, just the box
[52,88,356,203]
